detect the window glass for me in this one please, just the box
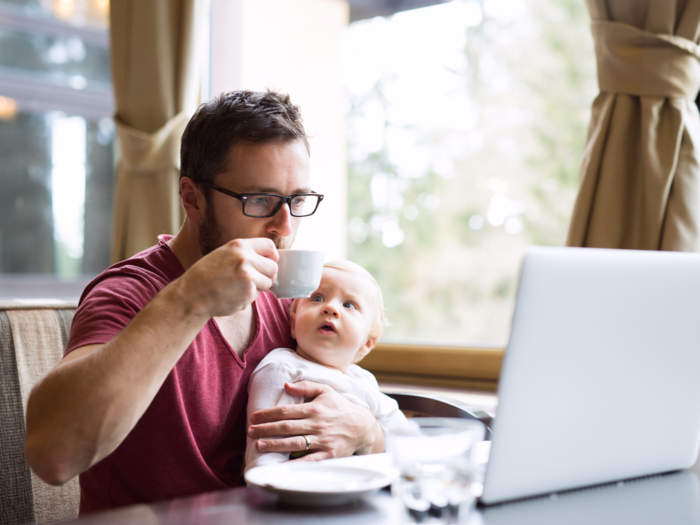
[342,0,597,344]
[0,27,110,84]
[0,112,114,276]
[0,112,53,273]
[0,0,113,278]
[0,0,109,28]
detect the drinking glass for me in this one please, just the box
[388,418,485,524]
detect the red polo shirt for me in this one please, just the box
[66,236,293,514]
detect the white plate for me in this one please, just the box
[245,460,398,507]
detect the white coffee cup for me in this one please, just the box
[269,250,325,299]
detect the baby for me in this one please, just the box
[244,260,412,472]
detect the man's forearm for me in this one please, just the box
[24,281,209,485]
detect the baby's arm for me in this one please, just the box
[245,362,303,472]
[356,367,420,436]
[375,392,418,434]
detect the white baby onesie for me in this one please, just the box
[245,347,413,472]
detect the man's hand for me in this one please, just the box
[247,380,385,461]
[177,237,279,319]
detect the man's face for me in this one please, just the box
[198,139,311,255]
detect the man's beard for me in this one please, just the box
[198,202,223,257]
[198,201,293,256]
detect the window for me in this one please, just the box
[341,0,596,345]
[0,0,114,278]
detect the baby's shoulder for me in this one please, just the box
[248,349,305,394]
[252,347,301,374]
[345,364,380,389]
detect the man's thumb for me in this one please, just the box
[284,380,329,399]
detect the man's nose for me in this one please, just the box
[266,201,293,238]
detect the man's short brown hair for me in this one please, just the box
[180,90,309,192]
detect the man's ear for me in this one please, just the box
[180,177,206,223]
[354,335,378,363]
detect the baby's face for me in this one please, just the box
[291,267,376,372]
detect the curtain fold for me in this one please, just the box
[109,0,207,263]
[566,0,700,251]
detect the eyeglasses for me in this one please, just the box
[198,181,324,218]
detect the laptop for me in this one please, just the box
[479,246,700,505]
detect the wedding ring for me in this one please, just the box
[303,435,311,451]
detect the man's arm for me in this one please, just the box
[24,238,278,485]
[247,380,385,461]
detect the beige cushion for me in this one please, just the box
[0,304,79,524]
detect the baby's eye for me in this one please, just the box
[311,295,323,303]
[343,302,357,310]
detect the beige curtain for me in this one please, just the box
[567,0,700,251]
[109,0,208,262]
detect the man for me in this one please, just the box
[24,90,385,514]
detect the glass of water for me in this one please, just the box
[388,418,485,524]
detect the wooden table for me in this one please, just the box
[65,455,700,525]
[67,487,403,525]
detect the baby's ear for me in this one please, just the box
[355,335,378,362]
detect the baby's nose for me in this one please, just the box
[323,304,340,317]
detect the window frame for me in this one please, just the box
[362,343,504,392]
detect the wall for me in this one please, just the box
[210,0,349,261]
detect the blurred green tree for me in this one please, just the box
[345,0,596,344]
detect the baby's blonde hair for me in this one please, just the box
[322,260,387,343]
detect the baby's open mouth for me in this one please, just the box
[318,321,336,334]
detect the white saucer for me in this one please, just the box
[245,460,398,507]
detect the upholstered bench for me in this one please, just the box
[0,300,80,525]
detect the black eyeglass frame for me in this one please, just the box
[197,180,325,218]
